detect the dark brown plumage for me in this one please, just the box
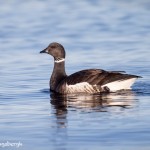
[40,42,141,94]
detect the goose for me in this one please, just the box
[40,42,141,94]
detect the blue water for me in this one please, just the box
[0,0,150,150]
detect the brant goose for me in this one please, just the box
[40,42,141,94]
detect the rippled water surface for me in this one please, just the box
[0,0,150,150]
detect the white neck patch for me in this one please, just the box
[55,58,65,63]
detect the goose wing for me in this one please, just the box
[66,69,140,85]
[56,69,141,93]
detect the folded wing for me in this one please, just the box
[56,69,141,93]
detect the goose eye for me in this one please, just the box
[51,45,56,49]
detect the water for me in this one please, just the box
[0,0,150,150]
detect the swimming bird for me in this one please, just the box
[40,42,141,94]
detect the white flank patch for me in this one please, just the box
[55,58,65,63]
[102,78,137,92]
[66,82,97,94]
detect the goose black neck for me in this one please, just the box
[50,61,67,90]
[53,61,66,76]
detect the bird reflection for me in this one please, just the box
[50,90,136,128]
[50,90,135,110]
